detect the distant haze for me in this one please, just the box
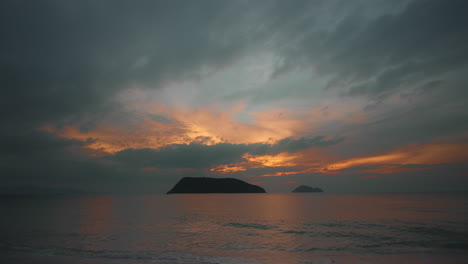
[1,0,467,194]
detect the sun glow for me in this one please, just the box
[233,142,468,177]
[40,104,307,155]
[210,152,300,174]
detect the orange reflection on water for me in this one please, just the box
[79,196,114,234]
[250,194,304,220]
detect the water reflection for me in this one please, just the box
[1,193,467,263]
[79,195,114,235]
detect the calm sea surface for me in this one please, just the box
[1,193,467,264]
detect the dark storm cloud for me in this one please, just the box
[261,0,468,157]
[0,131,342,193]
[1,0,465,119]
[112,136,343,169]
[271,136,344,153]
[0,0,260,127]
[3,0,465,131]
[0,129,182,194]
[271,0,468,98]
[113,143,252,169]
[0,130,83,158]
[0,153,179,194]
[0,0,266,192]
[1,0,467,193]
[356,99,468,154]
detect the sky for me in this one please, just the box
[1,0,468,194]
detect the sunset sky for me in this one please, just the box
[1,0,468,194]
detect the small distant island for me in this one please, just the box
[167,177,266,194]
[292,185,323,193]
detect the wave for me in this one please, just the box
[0,244,260,264]
[223,222,277,230]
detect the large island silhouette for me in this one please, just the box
[167,177,266,194]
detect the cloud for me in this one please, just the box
[111,136,343,169]
[271,136,344,153]
[245,141,468,177]
[113,143,251,169]
[1,0,467,193]
[282,181,297,184]
[270,0,468,97]
[0,0,263,128]
[41,103,347,155]
[0,133,339,193]
[0,129,84,158]
[323,142,468,173]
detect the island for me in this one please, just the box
[292,185,323,193]
[166,177,267,194]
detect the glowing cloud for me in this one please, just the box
[242,142,468,177]
[282,181,297,184]
[323,143,468,173]
[40,104,310,155]
[210,152,300,174]
[39,118,191,155]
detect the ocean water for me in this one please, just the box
[1,193,467,264]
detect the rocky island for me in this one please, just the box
[292,185,323,193]
[166,177,266,194]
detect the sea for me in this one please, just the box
[1,193,467,264]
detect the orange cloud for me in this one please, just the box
[282,181,297,184]
[160,104,309,146]
[40,104,310,155]
[244,152,299,167]
[39,117,191,155]
[211,165,247,174]
[210,152,301,174]
[240,142,468,177]
[248,171,303,177]
[323,142,468,173]
[38,92,468,179]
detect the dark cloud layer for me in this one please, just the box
[0,0,262,193]
[264,0,468,156]
[1,0,467,193]
[272,0,468,97]
[0,0,259,127]
[112,136,343,169]
[2,0,467,122]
